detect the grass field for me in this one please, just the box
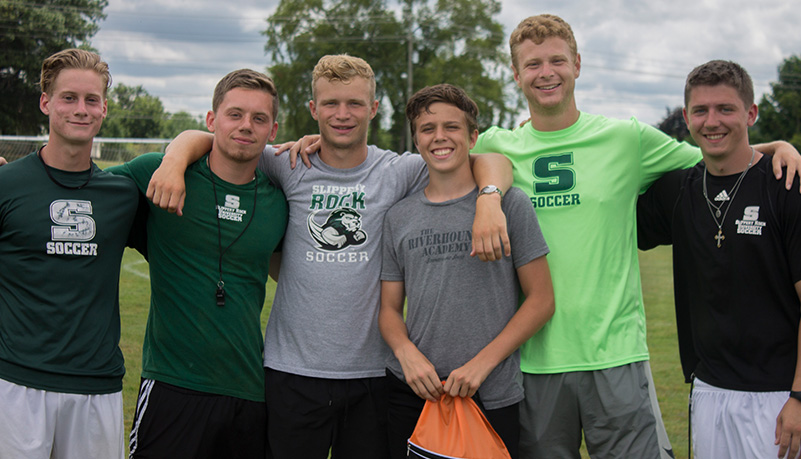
[117,245,688,458]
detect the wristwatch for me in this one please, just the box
[477,185,503,200]
[790,391,801,402]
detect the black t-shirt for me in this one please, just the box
[638,158,801,391]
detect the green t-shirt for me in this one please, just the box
[109,152,288,401]
[0,152,139,394]
[473,112,700,374]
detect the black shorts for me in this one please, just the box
[385,369,520,459]
[129,379,266,459]
[264,367,389,459]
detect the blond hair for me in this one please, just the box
[311,54,376,101]
[509,14,577,70]
[40,48,111,97]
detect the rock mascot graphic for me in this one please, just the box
[308,207,368,251]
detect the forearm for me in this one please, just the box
[470,153,513,261]
[469,152,513,193]
[378,281,413,357]
[164,130,215,166]
[752,140,791,155]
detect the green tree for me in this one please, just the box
[0,0,107,134]
[263,0,522,152]
[752,55,801,149]
[99,84,166,138]
[656,106,691,143]
[161,111,207,139]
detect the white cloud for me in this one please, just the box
[91,0,801,127]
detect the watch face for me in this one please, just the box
[481,186,498,193]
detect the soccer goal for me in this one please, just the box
[0,136,170,165]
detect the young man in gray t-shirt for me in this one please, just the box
[378,84,555,459]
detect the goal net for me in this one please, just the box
[0,136,171,166]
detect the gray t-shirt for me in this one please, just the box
[381,187,549,409]
[259,145,428,379]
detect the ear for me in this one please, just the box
[205,110,216,132]
[468,129,479,150]
[511,64,522,88]
[40,92,51,116]
[101,98,108,120]
[369,99,379,120]
[747,103,758,127]
[268,122,279,143]
[309,100,318,121]
[682,107,690,127]
[574,53,581,79]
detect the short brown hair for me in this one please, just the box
[212,69,279,120]
[509,14,577,70]
[40,48,111,97]
[406,84,479,137]
[311,54,376,102]
[684,60,754,108]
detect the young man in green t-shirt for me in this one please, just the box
[110,69,288,458]
[0,49,140,459]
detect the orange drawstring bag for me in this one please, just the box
[407,392,512,459]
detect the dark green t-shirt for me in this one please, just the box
[109,152,288,401]
[0,152,139,394]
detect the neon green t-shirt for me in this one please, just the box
[473,112,700,374]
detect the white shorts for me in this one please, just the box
[691,377,799,459]
[0,377,124,459]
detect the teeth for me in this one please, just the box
[539,84,559,90]
[431,148,451,156]
[706,134,725,140]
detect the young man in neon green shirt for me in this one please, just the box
[471,14,801,459]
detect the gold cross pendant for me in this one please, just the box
[714,229,725,248]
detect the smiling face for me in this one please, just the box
[207,87,278,164]
[39,68,108,148]
[310,76,378,154]
[683,83,757,162]
[513,36,580,120]
[413,102,477,177]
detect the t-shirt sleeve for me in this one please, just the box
[105,153,164,258]
[380,207,404,282]
[471,126,500,155]
[393,152,428,198]
[256,145,285,188]
[636,168,687,250]
[637,120,701,193]
[105,152,164,194]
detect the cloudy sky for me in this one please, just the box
[91,0,801,130]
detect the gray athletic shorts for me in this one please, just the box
[519,360,673,459]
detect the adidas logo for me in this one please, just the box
[714,190,730,202]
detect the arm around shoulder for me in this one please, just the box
[147,130,214,215]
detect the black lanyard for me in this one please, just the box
[209,166,257,307]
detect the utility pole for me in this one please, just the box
[404,0,414,153]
